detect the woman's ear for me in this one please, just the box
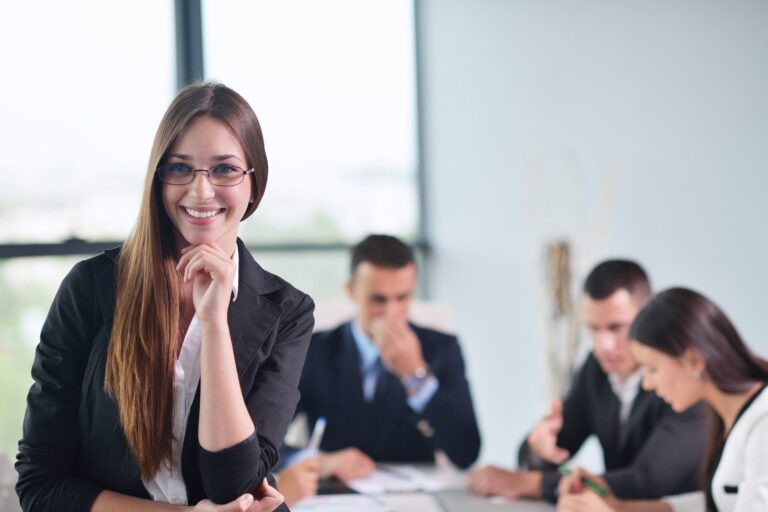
[683,347,706,376]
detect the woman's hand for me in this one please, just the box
[557,467,618,512]
[557,467,610,497]
[557,491,618,512]
[177,243,236,323]
[193,479,284,512]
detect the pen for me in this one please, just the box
[558,465,609,497]
[306,417,327,455]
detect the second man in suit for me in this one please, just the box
[468,260,707,503]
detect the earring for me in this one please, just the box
[692,369,702,378]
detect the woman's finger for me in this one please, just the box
[177,244,228,273]
[183,250,232,283]
[244,479,284,512]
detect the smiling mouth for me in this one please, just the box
[183,207,224,219]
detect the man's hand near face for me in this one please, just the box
[370,316,426,380]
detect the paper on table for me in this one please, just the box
[292,495,392,512]
[346,465,445,495]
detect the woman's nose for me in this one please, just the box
[189,170,215,199]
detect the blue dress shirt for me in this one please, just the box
[350,320,439,412]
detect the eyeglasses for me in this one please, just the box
[155,163,255,187]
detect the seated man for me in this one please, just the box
[279,234,481,502]
[468,260,706,502]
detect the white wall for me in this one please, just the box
[418,0,768,466]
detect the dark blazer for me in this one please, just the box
[293,321,481,468]
[15,239,314,512]
[519,353,707,502]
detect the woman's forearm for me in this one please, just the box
[198,320,255,451]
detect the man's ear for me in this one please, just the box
[345,280,354,300]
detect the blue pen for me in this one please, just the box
[306,417,327,455]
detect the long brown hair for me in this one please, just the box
[105,82,268,478]
[630,287,768,482]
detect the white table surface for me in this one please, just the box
[336,460,555,512]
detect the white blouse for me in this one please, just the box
[142,250,240,505]
[665,385,768,512]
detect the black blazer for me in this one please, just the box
[16,239,314,512]
[519,353,707,502]
[293,322,481,468]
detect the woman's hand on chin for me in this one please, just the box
[176,243,236,323]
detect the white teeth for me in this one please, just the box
[184,207,220,219]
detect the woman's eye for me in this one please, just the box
[211,165,237,175]
[166,163,192,174]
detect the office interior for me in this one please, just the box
[1,0,767,487]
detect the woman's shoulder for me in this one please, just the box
[726,384,768,449]
[58,246,120,292]
[236,241,312,309]
[742,384,768,428]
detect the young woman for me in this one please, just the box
[16,83,315,512]
[557,287,768,512]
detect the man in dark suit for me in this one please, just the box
[279,234,480,500]
[468,260,707,503]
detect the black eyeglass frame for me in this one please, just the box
[155,164,256,187]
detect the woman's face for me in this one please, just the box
[630,341,705,412]
[161,115,253,255]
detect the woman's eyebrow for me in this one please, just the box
[211,154,243,162]
[167,153,192,161]
[167,153,242,162]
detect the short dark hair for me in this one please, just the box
[583,259,651,301]
[350,234,415,275]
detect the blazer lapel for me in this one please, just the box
[227,239,284,377]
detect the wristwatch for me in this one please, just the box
[402,366,431,395]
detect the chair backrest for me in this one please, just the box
[0,451,21,512]
[312,300,454,334]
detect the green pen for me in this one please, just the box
[558,465,609,497]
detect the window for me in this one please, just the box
[0,0,422,457]
[202,0,419,244]
[0,0,175,244]
[0,0,175,456]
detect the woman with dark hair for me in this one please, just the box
[557,287,768,512]
[16,83,314,512]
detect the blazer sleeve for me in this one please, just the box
[518,358,595,501]
[197,292,315,504]
[601,402,707,499]
[15,261,105,512]
[419,335,481,468]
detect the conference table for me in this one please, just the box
[296,462,556,512]
[0,452,556,512]
[378,490,555,512]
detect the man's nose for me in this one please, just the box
[383,301,405,319]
